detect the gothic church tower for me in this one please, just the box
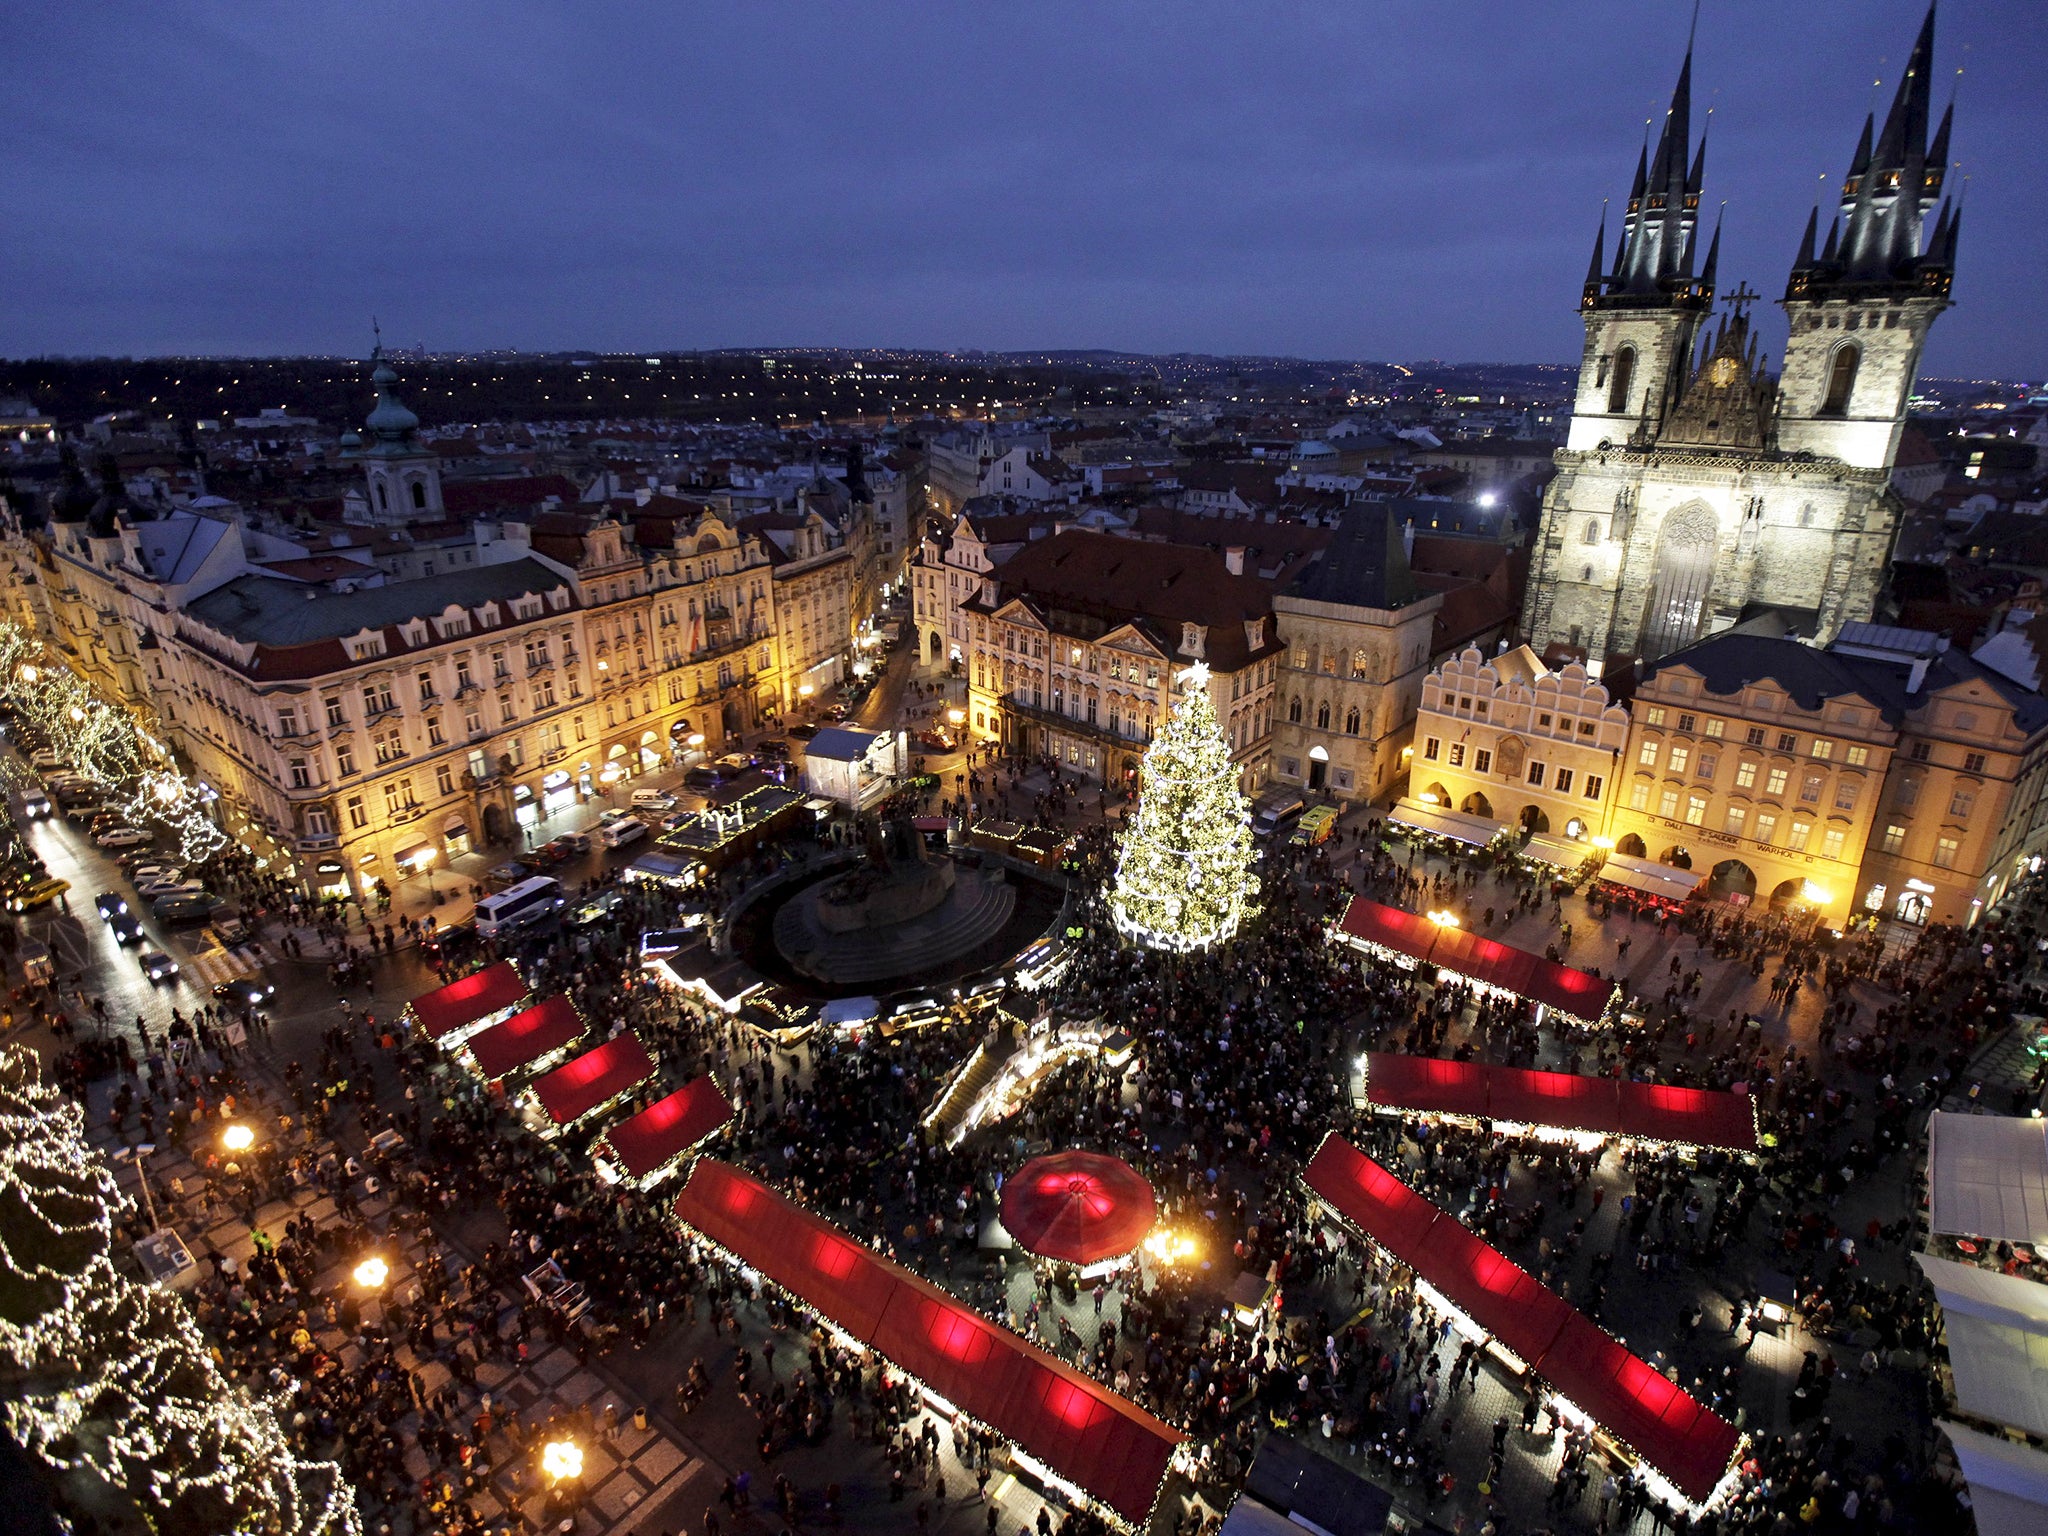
[1522,5,1957,668]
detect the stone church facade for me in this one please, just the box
[1522,7,1960,668]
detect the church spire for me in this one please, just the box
[1785,4,1954,301]
[1604,33,1711,307]
[1582,207,1609,307]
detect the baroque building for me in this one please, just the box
[1522,7,1960,666]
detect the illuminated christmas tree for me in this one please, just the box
[1108,663,1258,951]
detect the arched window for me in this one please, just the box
[1288,696,1303,724]
[1316,701,1331,730]
[410,480,427,510]
[1606,345,1636,415]
[1345,705,1361,735]
[375,482,389,512]
[1583,519,1601,545]
[1821,344,1859,415]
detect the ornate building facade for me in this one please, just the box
[1522,9,1960,667]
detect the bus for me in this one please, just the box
[474,876,566,937]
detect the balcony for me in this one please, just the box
[1000,696,1150,747]
[296,831,341,852]
[389,803,426,826]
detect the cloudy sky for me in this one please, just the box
[5,1,2039,376]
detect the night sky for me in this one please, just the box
[6,1,2041,377]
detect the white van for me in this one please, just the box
[598,815,648,850]
[630,787,677,812]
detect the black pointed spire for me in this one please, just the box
[1628,143,1648,205]
[1872,4,1936,171]
[1820,218,1839,262]
[1793,206,1818,269]
[1926,100,1953,194]
[1845,115,1875,185]
[1606,35,1710,305]
[1582,208,1609,305]
[1700,212,1722,291]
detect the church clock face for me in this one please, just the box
[1707,356,1740,388]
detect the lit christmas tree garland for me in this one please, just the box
[1107,663,1259,951]
[0,620,226,864]
[0,1047,359,1536]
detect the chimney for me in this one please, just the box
[1906,657,1930,694]
[1224,546,1245,576]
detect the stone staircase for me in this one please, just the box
[774,865,1017,985]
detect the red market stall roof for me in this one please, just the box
[531,1032,656,1127]
[675,1160,1182,1526]
[409,961,529,1041]
[1362,1054,1756,1154]
[999,1152,1157,1267]
[601,1078,735,1181]
[466,996,586,1082]
[1304,1135,1738,1503]
[1332,897,1616,1022]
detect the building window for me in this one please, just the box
[335,744,356,777]
[1880,823,1906,854]
[1554,768,1574,795]
[1703,718,1724,738]
[1910,741,1932,762]
[1765,767,1789,798]
[1637,739,1660,767]
[1345,706,1361,735]
[1644,707,1666,727]
[325,697,347,729]
[306,809,331,835]
[1845,745,1869,767]
[1684,793,1707,825]
[1528,762,1546,787]
[1948,788,1976,818]
[1289,697,1302,724]
[1786,820,1812,852]
[1279,757,1299,779]
[1474,749,1492,774]
[1696,752,1717,779]
[1933,836,1960,869]
[1723,805,1747,836]
[1821,828,1847,860]
[1810,739,1833,760]
[1629,780,1651,812]
[1658,788,1680,818]
[1606,344,1636,414]
[1677,713,1696,732]
[1833,781,1858,812]
[346,795,367,830]
[1668,745,1690,775]
[1745,727,1766,747]
[277,707,300,736]
[1316,701,1331,729]
[1800,774,1824,804]
[1964,752,1987,774]
[1448,744,1466,767]
[1754,813,1777,845]
[1776,733,1797,753]
[436,763,455,796]
[1820,343,1859,415]
[288,758,310,789]
[1583,774,1603,800]
[1735,760,1758,789]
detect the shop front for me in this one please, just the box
[443,814,472,858]
[670,718,707,766]
[638,730,662,773]
[541,769,578,818]
[313,859,350,902]
[511,782,539,831]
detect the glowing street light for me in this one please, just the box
[68,705,85,723]
[220,1123,255,1153]
[541,1440,584,1483]
[352,1255,390,1290]
[1143,1229,1198,1264]
[946,707,965,727]
[1426,909,1461,928]
[18,665,37,683]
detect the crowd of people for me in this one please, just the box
[22,751,2044,1536]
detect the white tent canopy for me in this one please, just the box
[1943,1420,2048,1536]
[1928,1111,2048,1244]
[1520,834,1589,870]
[1597,852,1703,901]
[1917,1254,2048,1438]
[1389,798,1503,848]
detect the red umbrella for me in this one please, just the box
[1000,1151,1157,1266]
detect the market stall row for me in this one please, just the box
[1329,896,1618,1026]
[671,1157,1183,1530]
[1358,1052,1758,1155]
[1303,1133,1740,1506]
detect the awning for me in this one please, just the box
[1915,1254,2048,1438]
[1388,798,1505,848]
[530,1032,656,1127]
[674,1160,1183,1527]
[394,841,431,868]
[1331,897,1617,1023]
[1361,1054,1757,1153]
[466,995,586,1082]
[1928,1111,2048,1245]
[409,961,529,1043]
[600,1077,734,1182]
[443,817,470,839]
[1597,853,1702,901]
[1941,1420,2048,1536]
[1521,834,1590,870]
[1304,1135,1738,1504]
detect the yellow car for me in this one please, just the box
[7,876,70,912]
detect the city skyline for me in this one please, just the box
[6,1,2043,377]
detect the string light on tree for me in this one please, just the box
[1107,661,1259,952]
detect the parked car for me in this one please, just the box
[914,728,957,754]
[682,766,719,791]
[29,751,66,773]
[713,753,755,779]
[482,860,531,891]
[109,912,143,945]
[523,840,569,870]
[545,831,592,857]
[211,977,276,1009]
[95,891,128,918]
[597,816,647,851]
[19,792,51,820]
[6,877,70,913]
[138,877,205,902]
[213,917,258,947]
[136,947,180,983]
[658,811,693,834]
[787,722,821,742]
[630,787,677,812]
[755,738,791,761]
[95,826,153,849]
[125,859,180,881]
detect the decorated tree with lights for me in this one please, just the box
[0,1047,359,1535]
[1107,663,1259,951]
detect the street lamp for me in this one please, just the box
[414,846,438,896]
[352,1255,390,1290]
[220,1123,255,1153]
[1426,909,1460,928]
